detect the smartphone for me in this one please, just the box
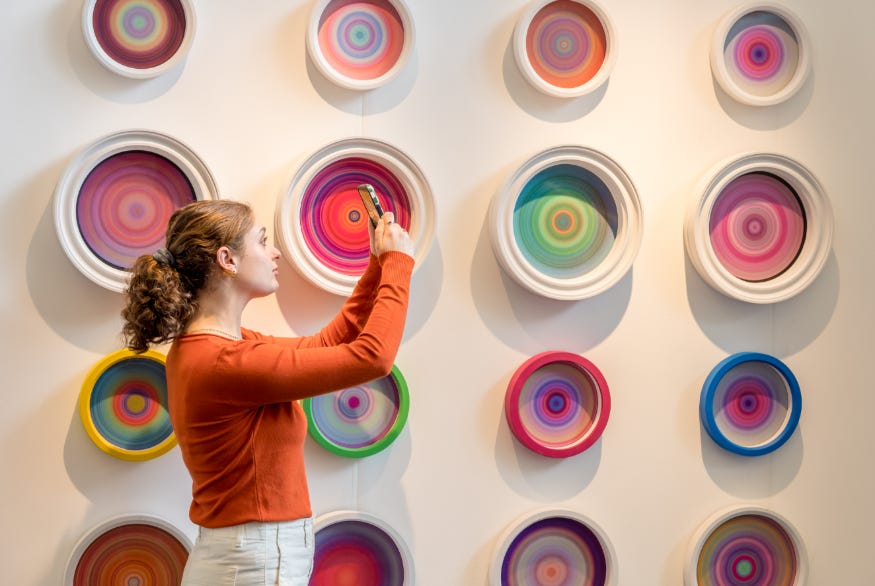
[356,183,385,228]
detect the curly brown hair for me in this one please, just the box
[121,199,254,353]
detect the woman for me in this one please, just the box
[121,199,415,585]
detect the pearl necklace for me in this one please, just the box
[186,327,241,340]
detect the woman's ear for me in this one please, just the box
[216,246,238,276]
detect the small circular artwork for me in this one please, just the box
[276,137,434,295]
[65,514,191,586]
[307,0,415,90]
[684,153,832,303]
[700,352,801,457]
[303,365,409,458]
[490,145,642,300]
[53,129,218,292]
[82,0,196,78]
[504,351,610,458]
[311,510,413,585]
[79,348,176,461]
[686,505,807,585]
[513,0,616,98]
[710,2,811,106]
[490,508,616,586]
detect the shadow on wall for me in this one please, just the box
[711,71,814,131]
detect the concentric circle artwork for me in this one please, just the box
[311,510,414,585]
[303,365,409,458]
[513,0,616,98]
[710,2,811,106]
[684,153,832,303]
[505,351,610,458]
[82,0,196,79]
[307,0,415,90]
[65,514,191,586]
[490,508,616,586]
[700,352,801,457]
[276,137,435,295]
[489,145,642,300]
[685,505,807,585]
[79,348,176,461]
[53,129,218,292]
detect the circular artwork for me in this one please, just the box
[490,508,616,586]
[684,153,832,303]
[489,145,642,300]
[79,349,176,461]
[82,0,196,79]
[53,129,218,292]
[686,505,807,585]
[311,511,413,585]
[65,514,191,586]
[505,351,610,458]
[307,0,415,90]
[304,365,409,458]
[700,352,801,457]
[513,0,616,98]
[710,2,811,106]
[276,137,435,295]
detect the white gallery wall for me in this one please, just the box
[2,0,873,583]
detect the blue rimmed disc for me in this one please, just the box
[303,365,409,458]
[699,352,801,456]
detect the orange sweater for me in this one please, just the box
[166,252,414,528]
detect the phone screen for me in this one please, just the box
[357,183,385,228]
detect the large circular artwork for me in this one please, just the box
[276,137,434,295]
[303,365,409,458]
[307,0,415,90]
[700,352,801,457]
[311,510,414,585]
[490,145,642,300]
[79,348,176,461]
[82,0,196,79]
[65,514,191,585]
[513,0,616,98]
[686,505,807,585]
[490,508,616,586]
[53,129,218,292]
[684,153,832,303]
[505,351,610,458]
[710,2,811,106]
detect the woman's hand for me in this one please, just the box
[371,212,415,258]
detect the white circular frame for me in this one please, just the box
[489,507,617,586]
[710,1,812,107]
[306,0,416,91]
[513,0,617,98]
[684,152,833,304]
[489,145,642,300]
[314,510,415,585]
[65,513,193,586]
[276,137,435,296]
[685,504,808,586]
[53,129,219,293]
[82,0,197,79]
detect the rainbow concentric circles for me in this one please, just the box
[79,349,177,461]
[308,0,414,90]
[710,3,810,106]
[490,509,616,586]
[708,172,806,282]
[514,0,615,97]
[303,365,409,458]
[505,351,610,458]
[686,506,807,586]
[700,352,800,457]
[66,515,191,586]
[311,511,412,586]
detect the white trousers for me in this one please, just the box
[181,518,314,586]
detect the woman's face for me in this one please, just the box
[234,222,281,298]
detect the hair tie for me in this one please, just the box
[153,247,176,267]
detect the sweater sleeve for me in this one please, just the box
[205,251,414,408]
